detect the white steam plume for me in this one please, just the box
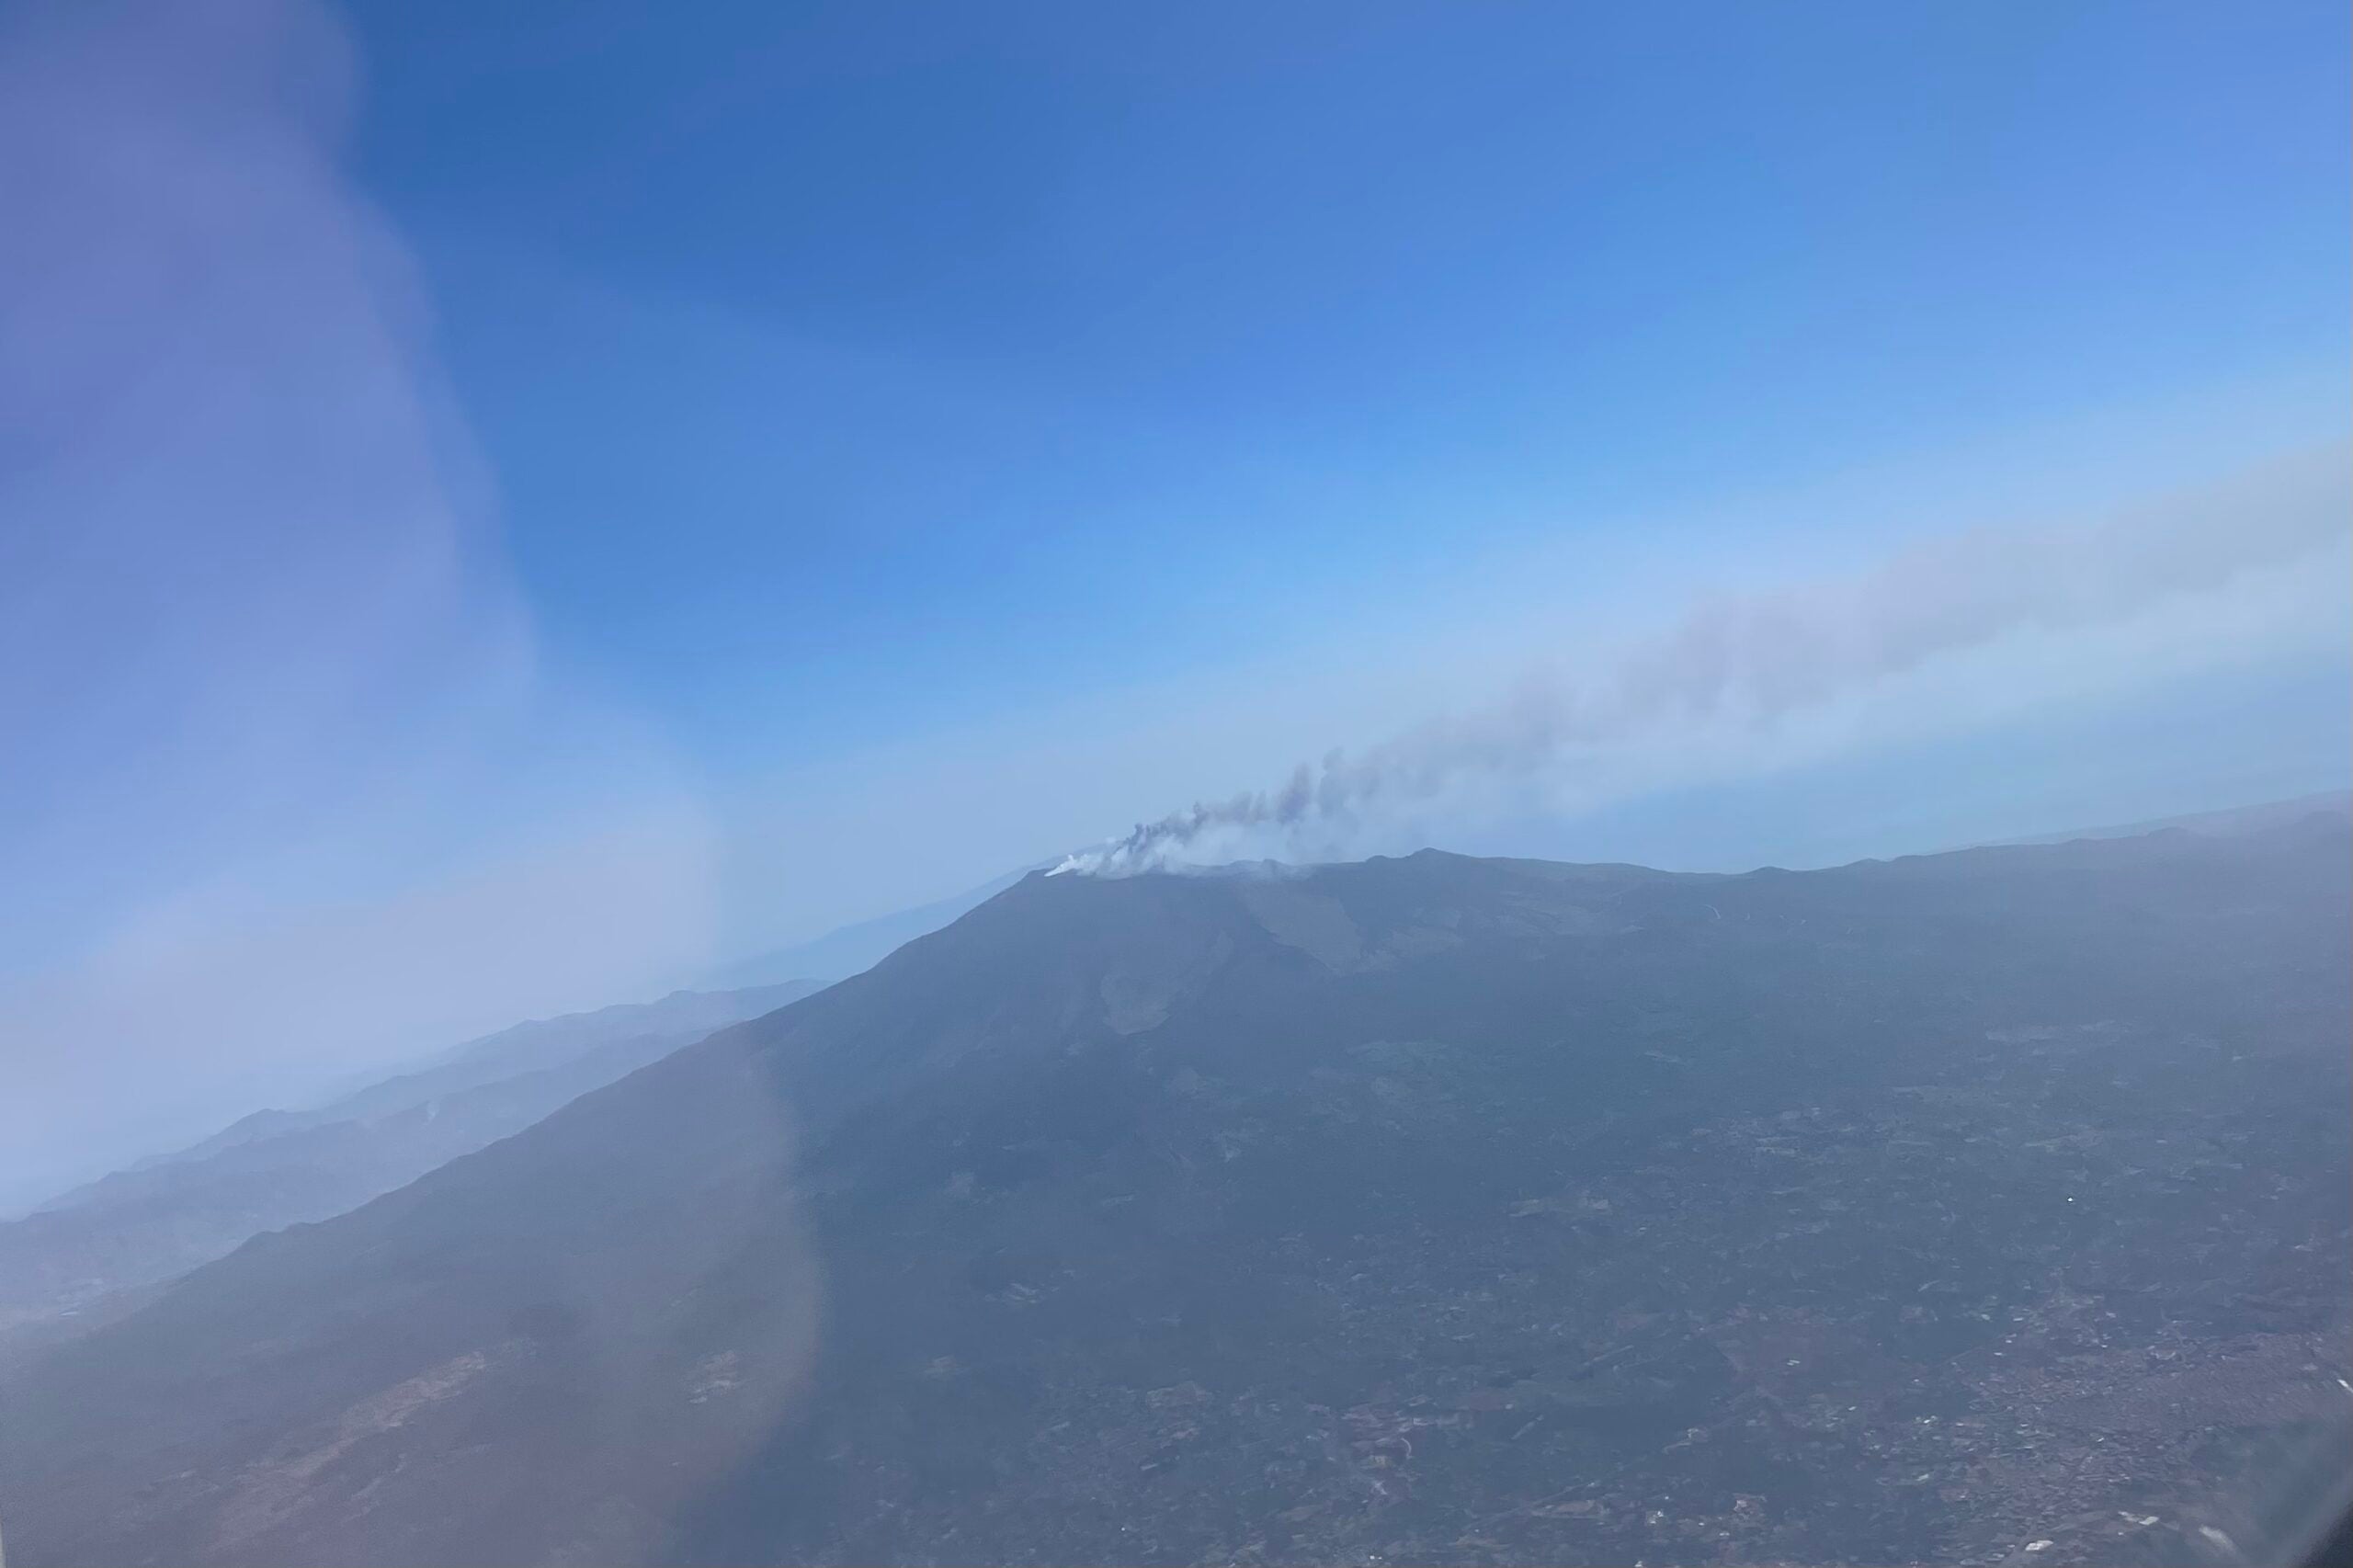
[1055,451,2349,875]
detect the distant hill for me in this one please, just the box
[696,866,1035,991]
[1986,788,2351,846]
[0,980,818,1343]
[4,821,2345,1565]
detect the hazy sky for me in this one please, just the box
[2,0,2347,1203]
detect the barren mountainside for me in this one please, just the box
[2,824,2347,1565]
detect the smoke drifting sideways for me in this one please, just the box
[1054,451,2351,877]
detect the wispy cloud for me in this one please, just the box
[0,0,711,1204]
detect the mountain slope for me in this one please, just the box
[1986,788,2351,846]
[0,981,817,1338]
[2,825,2347,1565]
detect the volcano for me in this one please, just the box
[4,822,2347,1565]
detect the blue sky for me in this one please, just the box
[2,0,2347,1198]
[352,0,2345,765]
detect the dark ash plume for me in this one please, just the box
[1054,452,2348,875]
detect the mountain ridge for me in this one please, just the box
[0,980,821,1345]
[3,821,2346,1565]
